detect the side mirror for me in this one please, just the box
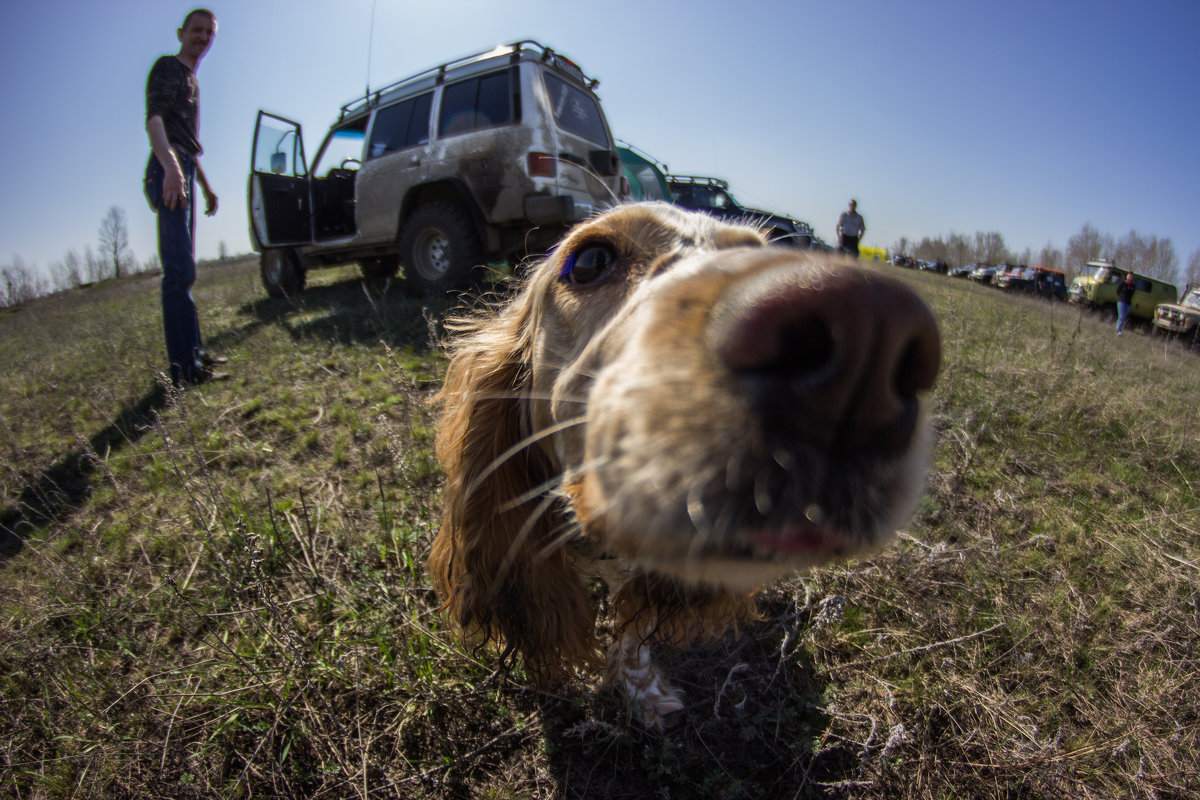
[271,152,287,175]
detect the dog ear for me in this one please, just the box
[430,288,600,685]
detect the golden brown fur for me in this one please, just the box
[430,202,940,726]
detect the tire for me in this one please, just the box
[360,256,400,284]
[398,201,484,295]
[261,248,305,298]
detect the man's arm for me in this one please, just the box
[194,158,218,216]
[146,115,187,211]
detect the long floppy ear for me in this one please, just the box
[430,285,599,685]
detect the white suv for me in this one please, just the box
[248,41,622,296]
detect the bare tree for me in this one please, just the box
[83,245,105,284]
[973,231,1008,265]
[98,206,133,279]
[1,256,41,309]
[1038,243,1063,271]
[49,249,84,292]
[1113,230,1178,283]
[1184,248,1200,290]
[1065,223,1113,275]
[891,236,911,257]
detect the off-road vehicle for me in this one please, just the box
[248,41,622,296]
[1153,285,1200,348]
[666,175,816,248]
[995,265,1067,301]
[1068,260,1178,323]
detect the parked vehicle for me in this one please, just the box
[247,41,622,296]
[666,175,814,248]
[948,263,973,278]
[969,264,1000,284]
[995,265,1068,301]
[617,143,673,202]
[1068,260,1178,323]
[1152,285,1200,348]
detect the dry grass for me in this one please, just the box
[1,258,1198,799]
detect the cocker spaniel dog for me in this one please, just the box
[431,202,940,727]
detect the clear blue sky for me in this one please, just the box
[2,0,1198,279]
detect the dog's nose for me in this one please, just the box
[710,261,941,454]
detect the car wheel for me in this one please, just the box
[360,256,400,284]
[399,202,484,295]
[261,248,305,297]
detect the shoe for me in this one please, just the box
[199,351,228,366]
[179,367,231,387]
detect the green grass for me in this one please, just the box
[1,258,1198,798]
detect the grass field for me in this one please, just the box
[2,255,1198,799]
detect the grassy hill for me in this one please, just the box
[2,255,1198,799]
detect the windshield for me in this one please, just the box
[1183,289,1200,310]
[313,127,365,177]
[1078,264,1108,281]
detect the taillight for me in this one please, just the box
[527,152,557,178]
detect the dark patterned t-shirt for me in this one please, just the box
[145,55,202,155]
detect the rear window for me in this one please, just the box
[368,92,432,159]
[543,73,608,146]
[438,70,514,137]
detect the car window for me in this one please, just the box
[438,70,513,138]
[543,73,608,146]
[1135,277,1152,292]
[368,92,432,159]
[1182,290,1200,309]
[313,124,366,177]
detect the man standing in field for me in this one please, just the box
[837,199,866,258]
[144,8,227,387]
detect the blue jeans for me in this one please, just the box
[1116,300,1132,333]
[145,152,204,384]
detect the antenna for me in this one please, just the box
[365,0,378,99]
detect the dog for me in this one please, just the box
[430,202,940,727]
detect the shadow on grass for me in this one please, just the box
[0,383,169,563]
[538,608,853,799]
[0,274,471,564]
[240,275,481,351]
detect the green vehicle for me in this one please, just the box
[617,143,673,202]
[1067,259,1178,323]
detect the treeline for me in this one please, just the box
[893,223,1200,288]
[1,206,234,310]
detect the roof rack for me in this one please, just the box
[337,40,597,122]
[666,175,730,190]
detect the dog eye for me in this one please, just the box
[561,244,618,286]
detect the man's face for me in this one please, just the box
[849,201,857,212]
[178,15,216,61]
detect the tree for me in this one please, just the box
[1038,243,1063,271]
[1065,223,1112,275]
[891,236,910,257]
[98,206,132,279]
[1114,230,1178,283]
[973,231,1008,265]
[49,249,83,291]
[1184,248,1200,289]
[1,256,40,309]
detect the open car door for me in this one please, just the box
[248,111,312,248]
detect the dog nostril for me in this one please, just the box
[774,316,837,382]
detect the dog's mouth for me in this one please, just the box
[740,523,846,557]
